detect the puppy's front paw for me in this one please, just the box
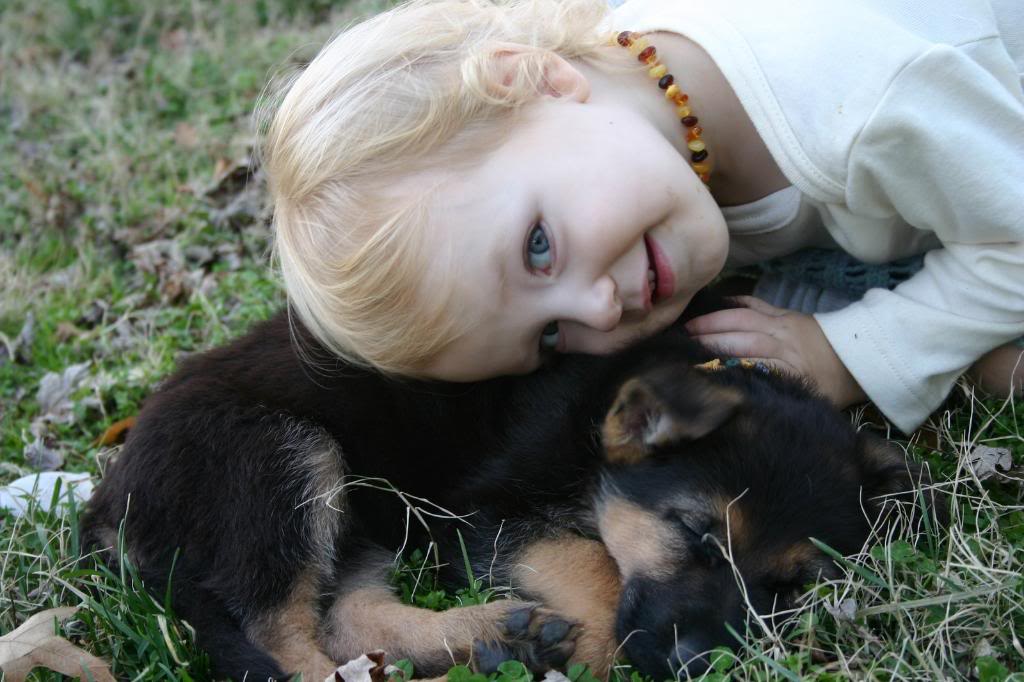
[472,604,579,674]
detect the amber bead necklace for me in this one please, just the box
[612,30,712,185]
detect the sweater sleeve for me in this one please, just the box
[814,42,1024,433]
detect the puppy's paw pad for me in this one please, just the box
[473,640,518,674]
[477,605,579,673]
[500,605,535,638]
[539,619,571,648]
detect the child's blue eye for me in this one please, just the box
[526,223,552,271]
[540,321,560,350]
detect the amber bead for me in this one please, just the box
[629,37,649,55]
[672,92,689,105]
[691,149,708,162]
[638,46,657,63]
[665,83,681,100]
[658,74,674,90]
[692,161,712,175]
[681,115,699,127]
[699,172,711,184]
[648,64,667,79]
[616,31,633,47]
[687,125,703,141]
[676,104,692,118]
[687,140,707,153]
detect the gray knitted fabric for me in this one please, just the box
[749,248,1024,346]
[758,248,924,297]
[750,248,923,314]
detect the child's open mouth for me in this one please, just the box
[644,234,675,304]
[644,234,658,307]
[646,265,657,307]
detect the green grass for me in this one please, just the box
[2,1,1023,680]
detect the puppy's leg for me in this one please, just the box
[323,549,579,677]
[246,568,338,681]
[511,536,622,679]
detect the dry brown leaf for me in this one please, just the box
[55,321,82,343]
[23,437,64,471]
[95,416,137,447]
[968,445,1013,481]
[329,650,388,682]
[36,362,91,418]
[174,122,199,149]
[207,158,254,202]
[0,606,114,682]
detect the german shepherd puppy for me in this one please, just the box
[81,305,936,680]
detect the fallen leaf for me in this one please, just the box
[207,158,253,201]
[215,242,243,270]
[543,671,572,682]
[968,445,1012,481]
[55,321,81,343]
[329,651,387,682]
[0,606,114,682]
[76,300,108,328]
[36,362,91,419]
[95,416,136,447]
[15,312,35,364]
[825,597,858,622]
[131,239,184,277]
[184,244,215,267]
[23,438,64,471]
[131,239,207,303]
[174,122,199,149]
[0,313,36,366]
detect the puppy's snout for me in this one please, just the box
[670,633,716,677]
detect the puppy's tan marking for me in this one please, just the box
[596,498,681,581]
[512,536,621,677]
[710,495,749,548]
[769,541,818,579]
[602,379,658,464]
[322,552,571,675]
[246,569,337,681]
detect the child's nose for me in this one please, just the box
[571,276,622,331]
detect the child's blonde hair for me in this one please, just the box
[259,0,611,375]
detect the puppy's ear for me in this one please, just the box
[856,432,949,527]
[602,364,744,465]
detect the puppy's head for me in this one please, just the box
[595,363,941,678]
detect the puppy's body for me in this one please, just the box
[82,308,930,680]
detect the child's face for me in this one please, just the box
[420,97,729,381]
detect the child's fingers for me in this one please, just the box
[689,330,784,363]
[727,295,788,316]
[684,307,771,336]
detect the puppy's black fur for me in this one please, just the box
[81,302,936,680]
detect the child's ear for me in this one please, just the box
[601,364,744,465]
[488,47,590,102]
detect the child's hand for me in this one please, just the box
[684,296,867,408]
